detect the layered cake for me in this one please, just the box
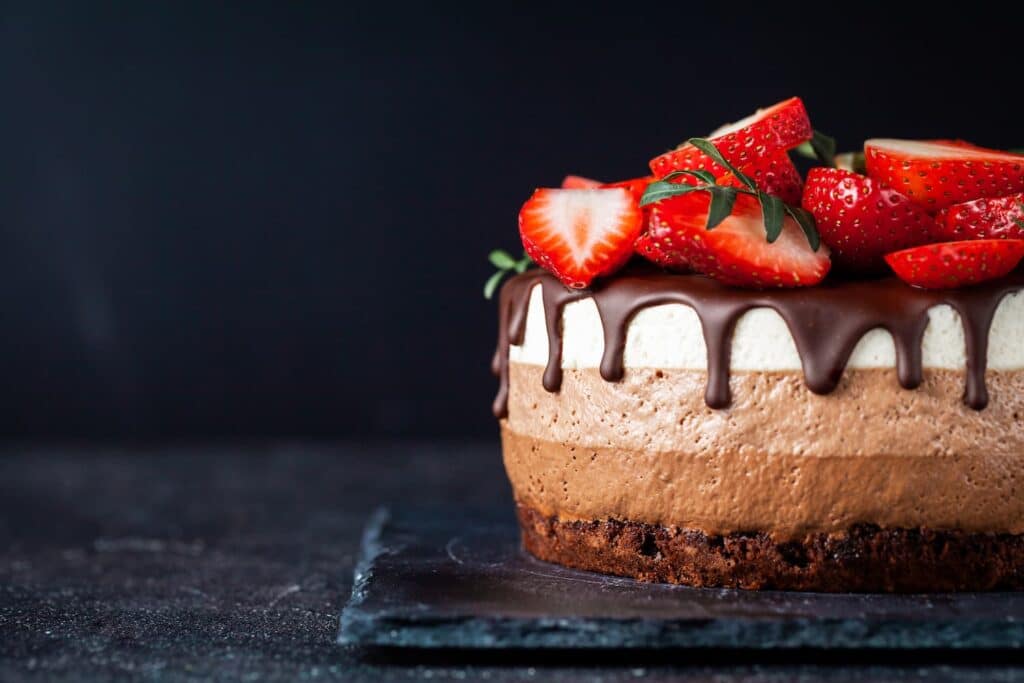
[489,97,1024,591]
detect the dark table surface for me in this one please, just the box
[2,442,1023,682]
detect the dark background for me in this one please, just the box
[2,2,1022,439]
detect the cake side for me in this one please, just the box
[515,503,1024,592]
[503,365,1024,540]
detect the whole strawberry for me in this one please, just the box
[934,193,1024,241]
[801,167,937,273]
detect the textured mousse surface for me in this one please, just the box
[503,364,1024,539]
[517,504,1024,592]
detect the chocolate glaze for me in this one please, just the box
[492,264,1024,418]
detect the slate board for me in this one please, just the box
[339,506,1024,650]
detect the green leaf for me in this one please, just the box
[483,270,506,300]
[784,205,821,251]
[1014,217,1024,230]
[674,169,717,185]
[639,180,703,207]
[759,193,785,243]
[705,186,738,230]
[793,131,837,168]
[793,141,816,159]
[687,137,758,191]
[489,249,516,270]
[514,254,533,273]
[809,130,837,168]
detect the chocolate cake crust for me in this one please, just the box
[517,504,1024,592]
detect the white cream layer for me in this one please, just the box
[508,284,1024,371]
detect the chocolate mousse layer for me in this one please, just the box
[503,364,1024,540]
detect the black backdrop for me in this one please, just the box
[2,2,1022,438]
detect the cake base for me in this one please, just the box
[517,504,1024,593]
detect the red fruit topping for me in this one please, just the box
[884,239,1024,289]
[720,152,803,205]
[645,191,830,288]
[801,167,938,273]
[649,97,812,179]
[864,139,1024,210]
[519,188,643,288]
[934,193,1024,241]
[634,230,689,271]
[561,175,602,190]
[603,176,655,203]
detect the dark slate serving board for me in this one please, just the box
[338,506,1024,650]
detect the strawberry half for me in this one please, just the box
[884,239,1024,289]
[650,97,812,179]
[634,231,690,271]
[645,191,830,288]
[801,167,938,273]
[519,188,643,288]
[561,175,602,190]
[933,193,1024,241]
[562,175,654,202]
[720,152,803,205]
[603,176,655,203]
[864,139,1024,210]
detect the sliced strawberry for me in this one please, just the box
[603,176,655,203]
[650,97,812,179]
[645,191,830,288]
[864,139,1024,210]
[561,175,602,190]
[933,193,1024,241]
[801,167,938,273]
[720,152,803,205]
[519,188,643,288]
[884,239,1024,289]
[634,231,690,271]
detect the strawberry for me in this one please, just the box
[884,239,1024,289]
[561,175,602,190]
[562,175,654,203]
[933,193,1024,241]
[801,167,938,273]
[634,231,689,271]
[720,152,803,205]
[864,139,1024,210]
[519,188,643,288]
[649,97,812,179]
[603,176,655,203]
[645,190,830,288]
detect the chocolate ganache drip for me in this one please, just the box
[492,264,1024,418]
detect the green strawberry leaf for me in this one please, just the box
[784,205,821,252]
[809,130,836,168]
[483,270,506,300]
[687,138,757,191]
[489,249,517,270]
[705,186,738,230]
[760,193,785,243]
[793,141,815,159]
[793,130,837,168]
[484,251,533,299]
[674,169,717,185]
[639,180,703,207]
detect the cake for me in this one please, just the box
[489,97,1024,592]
